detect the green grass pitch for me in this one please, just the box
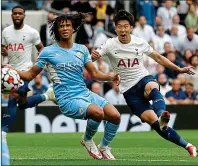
[8,130,198,165]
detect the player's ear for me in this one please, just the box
[115,28,117,33]
[130,26,133,33]
[114,23,117,33]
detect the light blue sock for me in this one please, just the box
[18,94,46,109]
[2,132,10,166]
[101,122,119,147]
[84,119,101,141]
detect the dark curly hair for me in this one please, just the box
[49,12,91,41]
[12,5,25,13]
[113,10,134,26]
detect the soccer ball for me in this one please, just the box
[1,68,23,94]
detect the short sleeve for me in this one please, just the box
[96,40,109,56]
[32,28,41,45]
[83,46,92,65]
[2,30,7,46]
[35,48,48,69]
[142,39,154,56]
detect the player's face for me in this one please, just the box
[11,8,25,27]
[115,20,133,44]
[58,20,73,40]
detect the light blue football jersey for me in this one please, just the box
[35,43,92,108]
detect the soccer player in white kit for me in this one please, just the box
[92,10,197,157]
[1,6,55,165]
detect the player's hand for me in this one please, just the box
[91,50,101,62]
[1,46,8,56]
[110,73,120,86]
[3,64,14,70]
[179,66,195,75]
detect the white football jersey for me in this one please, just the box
[97,35,154,93]
[2,24,41,71]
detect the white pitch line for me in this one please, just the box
[10,158,192,162]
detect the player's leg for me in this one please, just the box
[81,104,104,159]
[124,77,197,157]
[61,98,104,159]
[98,104,120,160]
[1,82,54,133]
[2,131,10,165]
[141,109,197,157]
[88,92,120,160]
[18,83,55,109]
[2,95,17,133]
[79,93,105,144]
[144,80,197,156]
[144,81,170,128]
[144,79,165,114]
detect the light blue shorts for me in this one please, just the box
[60,91,108,119]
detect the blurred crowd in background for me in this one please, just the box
[2,0,198,105]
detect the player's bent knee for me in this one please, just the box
[103,104,120,124]
[87,105,104,122]
[94,109,104,121]
[111,112,120,124]
[144,82,159,98]
[104,111,120,124]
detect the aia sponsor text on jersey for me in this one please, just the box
[8,43,24,51]
[117,58,139,68]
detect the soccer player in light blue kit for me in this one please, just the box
[12,13,121,160]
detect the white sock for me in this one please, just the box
[43,94,49,101]
[98,143,107,148]
[186,143,192,149]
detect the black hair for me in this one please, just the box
[113,10,134,26]
[49,12,91,41]
[186,82,194,87]
[12,6,25,13]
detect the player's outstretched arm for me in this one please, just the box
[150,50,195,75]
[4,64,43,81]
[17,65,42,81]
[85,61,119,83]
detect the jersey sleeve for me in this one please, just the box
[83,46,92,65]
[35,48,48,69]
[32,29,41,45]
[2,29,7,46]
[142,39,154,56]
[96,40,109,56]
